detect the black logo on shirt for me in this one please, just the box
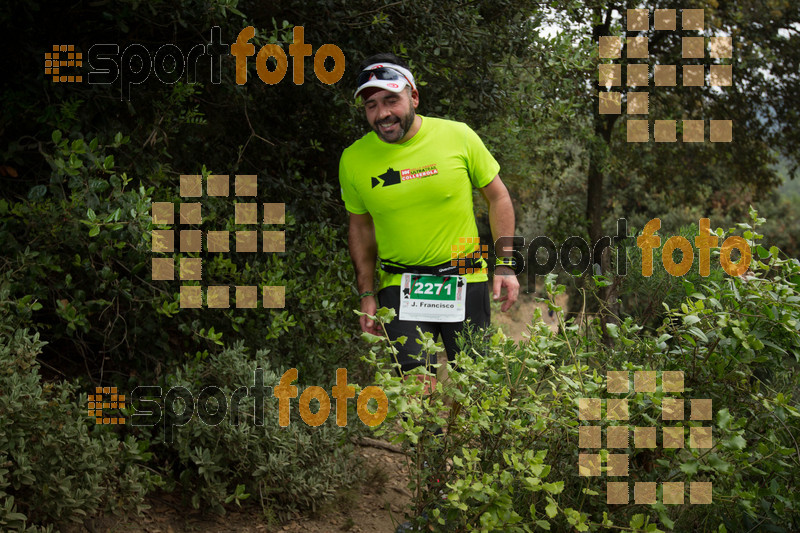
[371,168,401,188]
[371,164,439,188]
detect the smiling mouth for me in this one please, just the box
[378,119,399,132]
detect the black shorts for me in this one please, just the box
[377,281,491,373]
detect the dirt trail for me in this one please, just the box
[87,445,411,533]
[491,291,566,340]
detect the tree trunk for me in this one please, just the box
[571,4,621,344]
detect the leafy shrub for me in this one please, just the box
[0,125,370,527]
[0,130,365,384]
[140,341,362,521]
[0,279,158,531]
[362,213,800,532]
[0,130,163,372]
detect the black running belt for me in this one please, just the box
[379,257,482,275]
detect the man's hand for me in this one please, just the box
[493,266,519,312]
[359,295,383,335]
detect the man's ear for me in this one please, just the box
[410,88,420,108]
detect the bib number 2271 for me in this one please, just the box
[399,273,466,322]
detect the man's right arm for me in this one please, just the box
[348,212,381,335]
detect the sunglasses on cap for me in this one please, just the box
[354,64,416,99]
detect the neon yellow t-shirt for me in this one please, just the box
[339,116,500,290]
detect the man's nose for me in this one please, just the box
[376,103,392,120]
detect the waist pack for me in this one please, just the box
[379,257,482,276]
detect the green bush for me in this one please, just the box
[363,213,800,532]
[0,280,158,531]
[0,126,371,527]
[141,341,362,521]
[0,131,364,383]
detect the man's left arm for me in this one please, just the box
[479,175,519,312]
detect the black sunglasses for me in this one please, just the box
[355,67,412,90]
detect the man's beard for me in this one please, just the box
[373,105,415,143]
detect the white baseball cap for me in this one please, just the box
[354,63,417,99]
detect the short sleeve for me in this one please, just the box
[338,150,368,214]
[463,124,500,189]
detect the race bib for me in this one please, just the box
[399,273,466,322]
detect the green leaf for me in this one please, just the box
[680,460,699,475]
[543,481,564,494]
[688,326,708,342]
[630,514,646,529]
[748,336,764,350]
[52,130,62,143]
[360,332,383,343]
[375,306,396,322]
[545,500,557,518]
[717,408,732,429]
[683,314,701,325]
[88,225,100,237]
[708,454,732,473]
[28,185,47,200]
[536,519,551,530]
[723,434,746,450]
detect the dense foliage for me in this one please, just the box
[368,215,800,532]
[1,0,798,530]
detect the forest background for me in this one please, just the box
[1,0,799,532]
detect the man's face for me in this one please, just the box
[363,88,419,144]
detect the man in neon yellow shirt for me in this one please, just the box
[339,53,518,372]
